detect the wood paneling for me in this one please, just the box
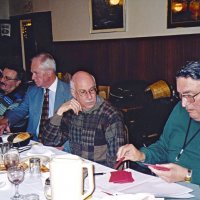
[52,34,200,87]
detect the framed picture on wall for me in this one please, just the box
[89,0,126,33]
[167,0,200,28]
[0,23,11,37]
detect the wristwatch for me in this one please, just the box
[185,169,192,182]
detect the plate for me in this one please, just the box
[21,155,50,173]
[21,155,50,165]
[0,162,29,172]
[0,155,50,173]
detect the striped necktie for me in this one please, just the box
[38,88,49,142]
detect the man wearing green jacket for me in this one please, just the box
[117,60,200,185]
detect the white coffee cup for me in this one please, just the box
[50,154,94,200]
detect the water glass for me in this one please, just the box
[4,149,19,170]
[29,157,41,176]
[0,142,12,163]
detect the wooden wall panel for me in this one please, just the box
[52,34,200,87]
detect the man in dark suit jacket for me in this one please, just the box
[0,53,71,141]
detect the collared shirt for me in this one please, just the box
[42,97,126,168]
[36,77,58,135]
[48,77,58,118]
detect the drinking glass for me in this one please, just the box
[0,142,12,164]
[0,142,13,189]
[7,166,25,200]
[4,149,20,170]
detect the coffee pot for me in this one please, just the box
[50,154,94,200]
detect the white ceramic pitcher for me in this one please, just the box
[50,154,94,200]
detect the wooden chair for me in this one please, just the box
[117,125,130,170]
[123,125,130,169]
[98,85,110,100]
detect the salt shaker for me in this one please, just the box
[29,157,41,176]
[44,177,51,200]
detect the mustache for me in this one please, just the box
[0,82,5,86]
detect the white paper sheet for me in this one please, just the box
[85,162,194,199]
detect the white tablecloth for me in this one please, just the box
[0,138,199,200]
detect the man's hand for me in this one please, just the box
[0,117,10,135]
[56,98,82,116]
[117,144,145,162]
[148,163,188,183]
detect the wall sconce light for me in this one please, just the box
[109,0,120,5]
[171,0,187,13]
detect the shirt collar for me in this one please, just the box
[47,77,58,92]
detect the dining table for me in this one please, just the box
[0,135,200,200]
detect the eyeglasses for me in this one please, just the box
[76,86,97,97]
[180,91,200,104]
[1,75,18,81]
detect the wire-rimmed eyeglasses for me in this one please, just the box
[180,91,200,104]
[76,86,97,97]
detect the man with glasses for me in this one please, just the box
[0,66,26,116]
[117,61,200,185]
[42,71,126,168]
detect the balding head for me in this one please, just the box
[71,71,96,90]
[70,71,97,111]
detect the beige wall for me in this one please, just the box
[5,0,200,41]
[32,0,50,12]
[50,0,200,41]
[0,0,9,19]
[9,0,50,16]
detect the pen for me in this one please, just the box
[94,172,106,175]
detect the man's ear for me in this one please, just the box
[16,80,21,87]
[71,88,76,98]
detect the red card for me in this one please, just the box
[144,164,170,171]
[109,170,134,183]
[114,157,125,170]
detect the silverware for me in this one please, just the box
[15,145,32,153]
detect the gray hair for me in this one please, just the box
[176,60,200,80]
[32,53,56,72]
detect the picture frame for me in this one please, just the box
[167,0,200,28]
[0,23,11,37]
[89,0,126,33]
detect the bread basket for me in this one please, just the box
[7,132,33,147]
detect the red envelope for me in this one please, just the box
[109,170,134,183]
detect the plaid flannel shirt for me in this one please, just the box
[42,97,126,168]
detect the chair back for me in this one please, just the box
[98,85,110,100]
[145,80,171,99]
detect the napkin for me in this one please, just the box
[101,193,156,200]
[109,170,134,183]
[26,145,55,157]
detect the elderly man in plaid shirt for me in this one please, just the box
[42,71,126,168]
